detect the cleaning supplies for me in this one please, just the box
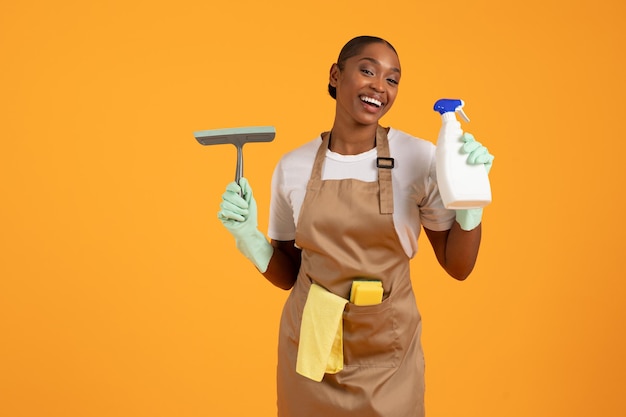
[194,126,275,186]
[296,283,349,382]
[350,280,383,306]
[433,99,492,209]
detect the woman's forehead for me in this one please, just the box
[350,43,401,71]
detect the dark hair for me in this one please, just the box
[328,36,398,99]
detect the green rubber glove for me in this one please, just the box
[218,178,273,272]
[455,133,495,231]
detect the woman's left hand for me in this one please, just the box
[460,133,494,174]
[455,133,495,231]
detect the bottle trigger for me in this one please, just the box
[457,107,470,123]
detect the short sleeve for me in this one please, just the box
[418,154,456,231]
[268,159,297,241]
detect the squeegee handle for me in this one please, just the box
[235,144,243,188]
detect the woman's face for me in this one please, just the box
[330,42,401,126]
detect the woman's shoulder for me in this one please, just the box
[388,127,436,155]
[278,135,322,167]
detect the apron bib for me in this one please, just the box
[277,126,425,417]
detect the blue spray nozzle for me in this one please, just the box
[433,98,470,122]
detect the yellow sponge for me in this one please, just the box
[350,280,383,306]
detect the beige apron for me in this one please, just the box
[277,126,424,417]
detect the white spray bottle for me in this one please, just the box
[433,99,491,209]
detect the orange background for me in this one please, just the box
[1,0,625,416]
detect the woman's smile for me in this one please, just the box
[360,95,383,109]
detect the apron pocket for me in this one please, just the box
[342,299,400,368]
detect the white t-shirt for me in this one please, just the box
[268,128,456,258]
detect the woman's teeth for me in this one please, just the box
[360,96,382,108]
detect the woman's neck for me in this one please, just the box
[328,124,378,155]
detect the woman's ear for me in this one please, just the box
[329,63,339,88]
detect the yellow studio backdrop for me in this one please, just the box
[1,0,625,416]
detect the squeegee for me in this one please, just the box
[194,126,275,185]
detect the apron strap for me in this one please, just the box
[309,127,394,215]
[305,132,330,192]
[375,126,394,215]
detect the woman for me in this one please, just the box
[218,36,494,417]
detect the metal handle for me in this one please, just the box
[235,144,243,195]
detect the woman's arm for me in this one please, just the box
[423,132,493,280]
[262,240,302,290]
[424,223,481,281]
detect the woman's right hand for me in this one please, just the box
[217,178,273,273]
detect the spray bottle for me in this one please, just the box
[433,99,491,209]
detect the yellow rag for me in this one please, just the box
[296,283,348,382]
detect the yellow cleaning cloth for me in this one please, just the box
[296,283,348,382]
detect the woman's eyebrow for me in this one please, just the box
[358,57,401,74]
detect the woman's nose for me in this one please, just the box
[371,76,384,92]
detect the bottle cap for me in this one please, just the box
[433,98,470,122]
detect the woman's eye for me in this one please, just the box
[361,69,374,76]
[387,78,399,85]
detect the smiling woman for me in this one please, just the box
[328,38,401,154]
[216,35,495,417]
